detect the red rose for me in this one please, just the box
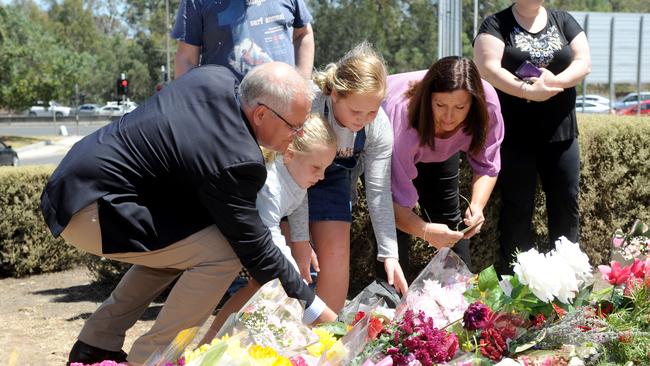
[368,316,384,339]
[352,311,366,326]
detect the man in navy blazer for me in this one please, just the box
[41,62,336,365]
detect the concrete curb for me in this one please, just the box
[15,140,52,153]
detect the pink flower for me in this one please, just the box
[629,258,647,279]
[612,236,624,248]
[290,355,308,366]
[598,261,631,286]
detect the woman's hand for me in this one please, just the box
[462,204,485,239]
[382,257,408,295]
[423,223,463,249]
[523,75,564,102]
[291,241,319,284]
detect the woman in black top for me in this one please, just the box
[473,0,591,274]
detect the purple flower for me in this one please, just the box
[463,301,493,330]
[386,310,458,366]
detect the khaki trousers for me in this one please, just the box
[61,202,242,364]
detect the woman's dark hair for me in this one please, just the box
[405,56,489,154]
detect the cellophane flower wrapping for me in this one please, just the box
[217,279,319,355]
[181,330,295,366]
[396,248,473,328]
[334,298,393,365]
[143,327,199,366]
[340,289,395,326]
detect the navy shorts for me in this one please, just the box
[308,167,353,222]
[308,127,366,223]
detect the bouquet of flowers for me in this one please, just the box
[465,237,593,318]
[396,248,473,328]
[612,219,650,261]
[175,331,296,366]
[351,308,460,366]
[350,249,472,365]
[591,256,650,364]
[455,237,595,363]
[218,279,319,354]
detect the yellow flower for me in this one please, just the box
[306,328,336,357]
[183,334,231,363]
[325,340,347,361]
[247,344,291,366]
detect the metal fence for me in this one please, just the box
[570,11,649,112]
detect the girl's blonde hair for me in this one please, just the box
[312,41,387,98]
[262,113,337,163]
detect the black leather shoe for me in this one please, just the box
[67,340,128,365]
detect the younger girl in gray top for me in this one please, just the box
[201,114,337,343]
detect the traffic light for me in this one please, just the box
[116,74,129,96]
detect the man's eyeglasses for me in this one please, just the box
[257,102,303,135]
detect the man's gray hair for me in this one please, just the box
[239,63,313,115]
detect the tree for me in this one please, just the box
[309,0,437,73]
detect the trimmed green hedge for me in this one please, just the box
[0,165,85,277]
[2,115,649,301]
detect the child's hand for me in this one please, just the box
[291,241,318,283]
[382,257,408,295]
[312,306,337,324]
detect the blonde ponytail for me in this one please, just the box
[311,41,387,98]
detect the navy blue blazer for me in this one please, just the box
[41,65,315,306]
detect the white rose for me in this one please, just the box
[548,254,579,304]
[553,237,593,284]
[512,249,559,303]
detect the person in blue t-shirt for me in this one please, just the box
[171,0,315,79]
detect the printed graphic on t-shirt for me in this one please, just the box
[219,0,292,75]
[332,122,356,158]
[513,25,562,67]
[230,38,274,75]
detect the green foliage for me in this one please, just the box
[598,281,650,364]
[308,0,437,74]
[0,0,166,110]
[84,255,132,286]
[0,166,85,277]
[2,0,648,110]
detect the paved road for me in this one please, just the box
[20,154,66,166]
[0,121,108,137]
[11,136,84,167]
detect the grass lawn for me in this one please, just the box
[0,135,59,149]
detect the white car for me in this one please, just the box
[122,101,138,113]
[97,104,124,117]
[27,101,72,117]
[575,100,610,114]
[576,94,610,106]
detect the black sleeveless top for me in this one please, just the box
[476,6,584,149]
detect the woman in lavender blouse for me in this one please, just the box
[379,56,504,277]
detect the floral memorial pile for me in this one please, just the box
[75,222,650,366]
